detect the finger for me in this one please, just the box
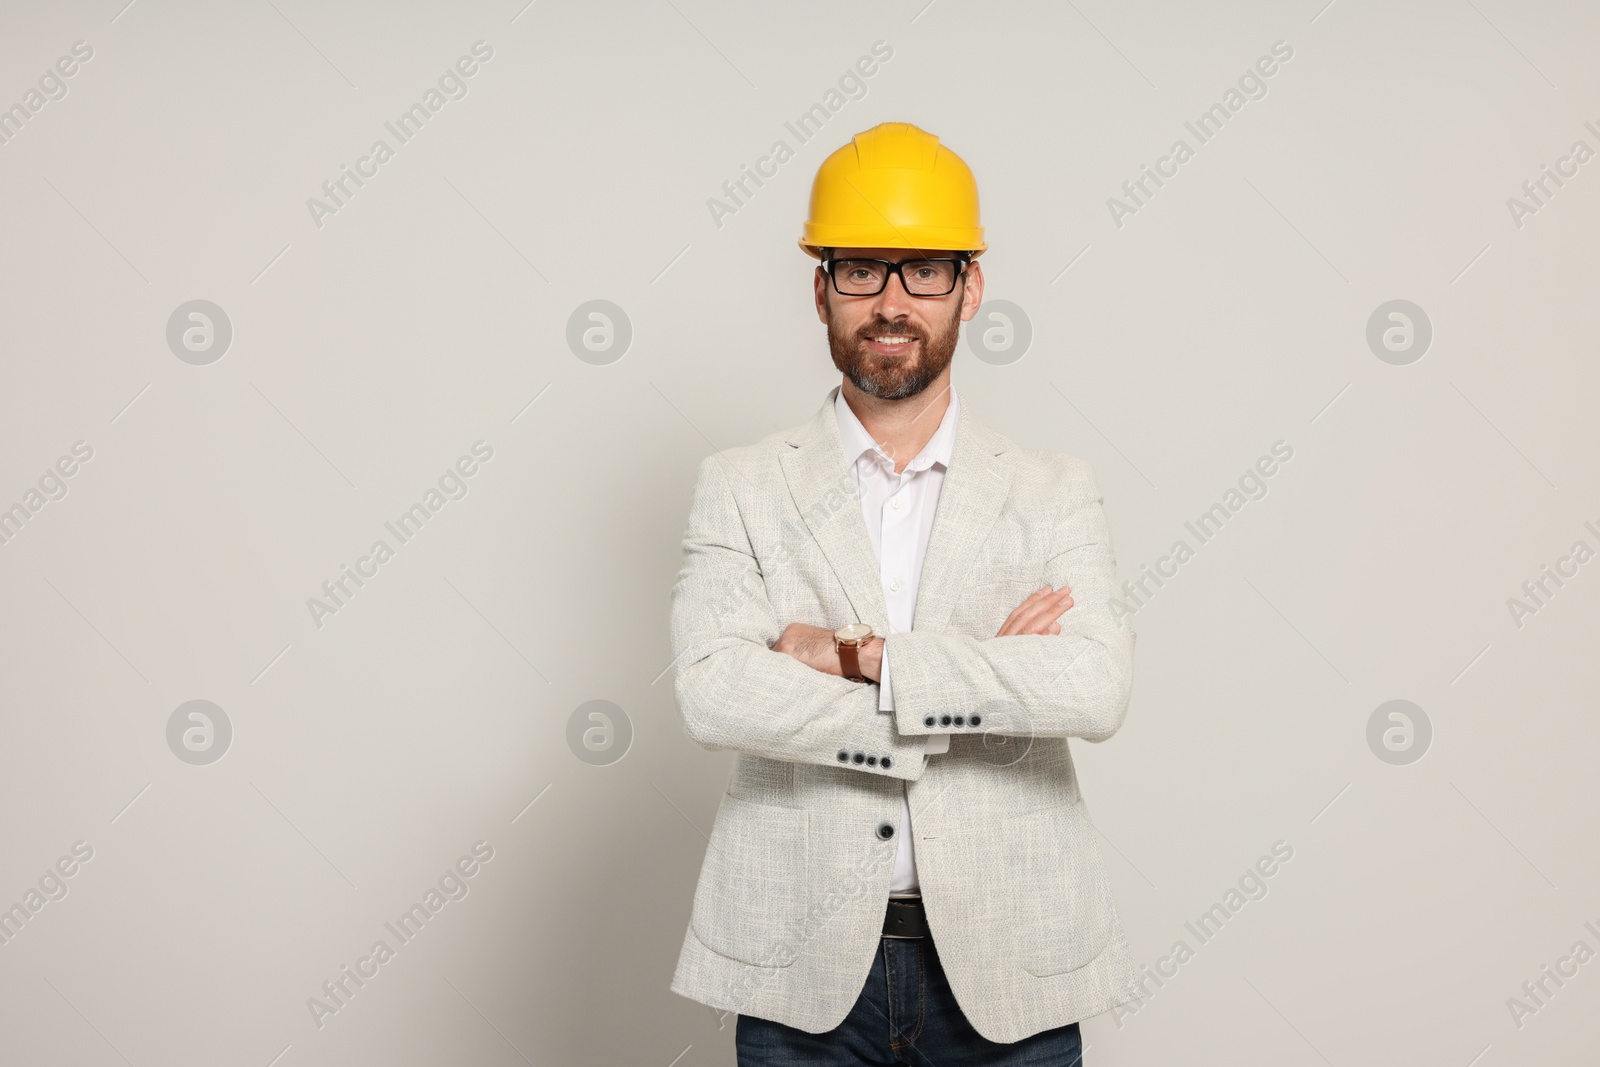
[998,588,1051,635]
[1007,585,1059,620]
[1013,590,1073,630]
[1000,585,1075,636]
[1017,608,1067,635]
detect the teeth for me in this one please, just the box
[872,336,914,344]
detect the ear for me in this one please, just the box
[957,261,985,323]
[814,266,830,324]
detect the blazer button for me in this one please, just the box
[923,715,936,727]
[876,822,895,840]
[953,715,965,726]
[970,713,982,726]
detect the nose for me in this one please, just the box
[872,268,913,321]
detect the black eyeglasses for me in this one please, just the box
[821,254,971,297]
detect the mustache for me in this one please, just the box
[855,320,925,341]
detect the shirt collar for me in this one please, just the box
[834,383,960,477]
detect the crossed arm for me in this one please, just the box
[768,584,1077,681]
[669,454,1135,781]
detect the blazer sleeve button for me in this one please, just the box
[970,713,982,726]
[939,715,953,726]
[866,755,878,766]
[953,715,965,726]
[876,822,895,840]
[838,750,850,762]
[852,752,866,764]
[880,756,892,769]
[923,715,936,727]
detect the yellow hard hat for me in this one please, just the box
[799,122,985,259]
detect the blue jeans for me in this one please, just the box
[735,933,1084,1066]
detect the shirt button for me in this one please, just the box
[889,580,901,592]
[890,498,902,510]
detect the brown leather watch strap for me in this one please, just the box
[838,640,865,682]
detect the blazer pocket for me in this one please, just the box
[690,793,810,968]
[1013,800,1116,977]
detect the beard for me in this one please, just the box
[827,301,962,401]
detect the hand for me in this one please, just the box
[996,584,1073,637]
[773,623,880,680]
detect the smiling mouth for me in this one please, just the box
[863,334,919,352]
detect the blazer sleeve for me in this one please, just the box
[882,456,1136,743]
[669,454,930,781]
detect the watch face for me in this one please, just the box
[836,622,873,643]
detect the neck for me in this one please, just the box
[840,372,953,475]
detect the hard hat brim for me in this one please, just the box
[798,233,987,260]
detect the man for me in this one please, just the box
[669,122,1139,1064]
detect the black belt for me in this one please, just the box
[883,895,929,939]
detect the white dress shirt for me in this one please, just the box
[833,383,959,895]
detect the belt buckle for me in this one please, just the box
[883,895,925,940]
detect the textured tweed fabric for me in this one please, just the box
[669,385,1141,1043]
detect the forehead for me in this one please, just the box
[830,247,956,261]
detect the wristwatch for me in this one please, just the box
[834,622,875,682]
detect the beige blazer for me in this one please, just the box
[668,384,1139,1042]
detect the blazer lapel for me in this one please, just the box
[780,386,889,631]
[778,385,1012,636]
[911,394,1012,634]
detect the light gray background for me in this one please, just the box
[2,1,1596,1064]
